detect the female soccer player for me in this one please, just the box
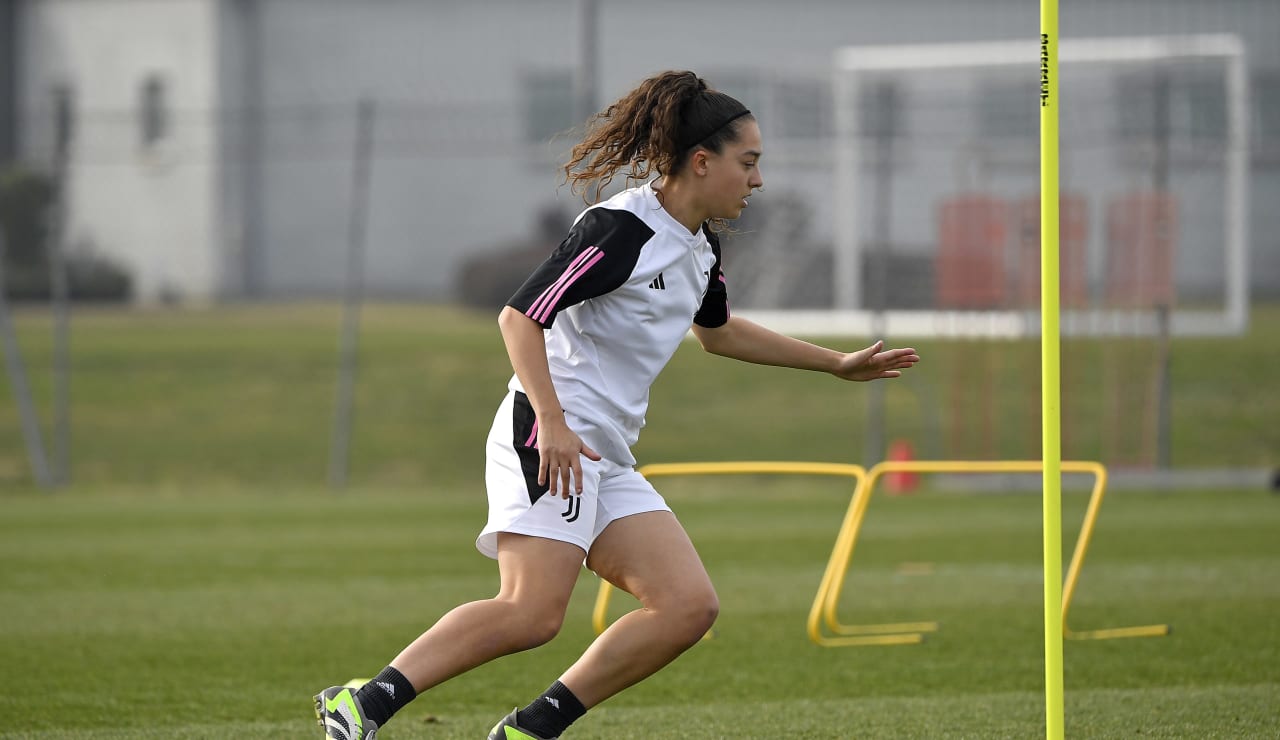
[315,70,919,740]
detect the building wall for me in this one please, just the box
[214,0,264,298]
[18,0,221,302]
[14,0,1279,303]
[244,0,578,298]
[243,0,1277,302]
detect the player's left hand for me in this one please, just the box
[832,340,920,381]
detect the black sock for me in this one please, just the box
[516,680,587,739]
[353,665,417,727]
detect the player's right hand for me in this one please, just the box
[536,417,602,498]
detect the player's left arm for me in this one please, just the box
[691,315,920,381]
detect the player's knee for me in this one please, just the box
[493,595,567,651]
[502,598,567,650]
[523,611,566,649]
[692,591,720,633]
[668,589,719,647]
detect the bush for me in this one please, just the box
[0,165,132,302]
[0,166,54,271]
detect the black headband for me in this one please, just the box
[678,107,752,151]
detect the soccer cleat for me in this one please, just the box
[487,708,557,740]
[314,685,379,740]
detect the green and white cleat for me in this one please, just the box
[487,708,557,740]
[314,685,379,740]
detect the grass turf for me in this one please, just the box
[0,303,1275,736]
[1,303,1277,488]
[0,482,1276,738]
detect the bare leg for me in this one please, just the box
[558,511,718,708]
[389,533,586,693]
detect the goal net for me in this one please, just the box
[736,34,1249,340]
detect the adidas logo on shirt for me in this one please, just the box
[648,272,667,290]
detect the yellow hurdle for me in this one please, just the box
[590,460,1169,647]
[812,460,1171,645]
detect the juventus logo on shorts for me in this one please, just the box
[561,495,581,523]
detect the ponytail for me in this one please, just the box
[563,71,752,203]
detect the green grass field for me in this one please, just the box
[0,303,1277,737]
[1,303,1277,488]
[0,482,1277,738]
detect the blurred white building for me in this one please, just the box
[9,0,1280,304]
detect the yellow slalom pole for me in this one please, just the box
[1040,3,1065,739]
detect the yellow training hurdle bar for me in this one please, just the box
[591,460,1169,648]
[813,460,1170,646]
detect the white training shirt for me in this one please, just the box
[506,182,730,465]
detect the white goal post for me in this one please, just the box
[738,34,1250,338]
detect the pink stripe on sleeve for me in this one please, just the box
[525,246,599,321]
[532,250,606,324]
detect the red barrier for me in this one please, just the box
[1105,192,1177,308]
[936,195,1008,309]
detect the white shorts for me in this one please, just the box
[476,390,671,559]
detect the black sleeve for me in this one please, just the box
[506,208,653,328]
[693,227,730,328]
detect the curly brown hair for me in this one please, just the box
[563,70,753,204]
